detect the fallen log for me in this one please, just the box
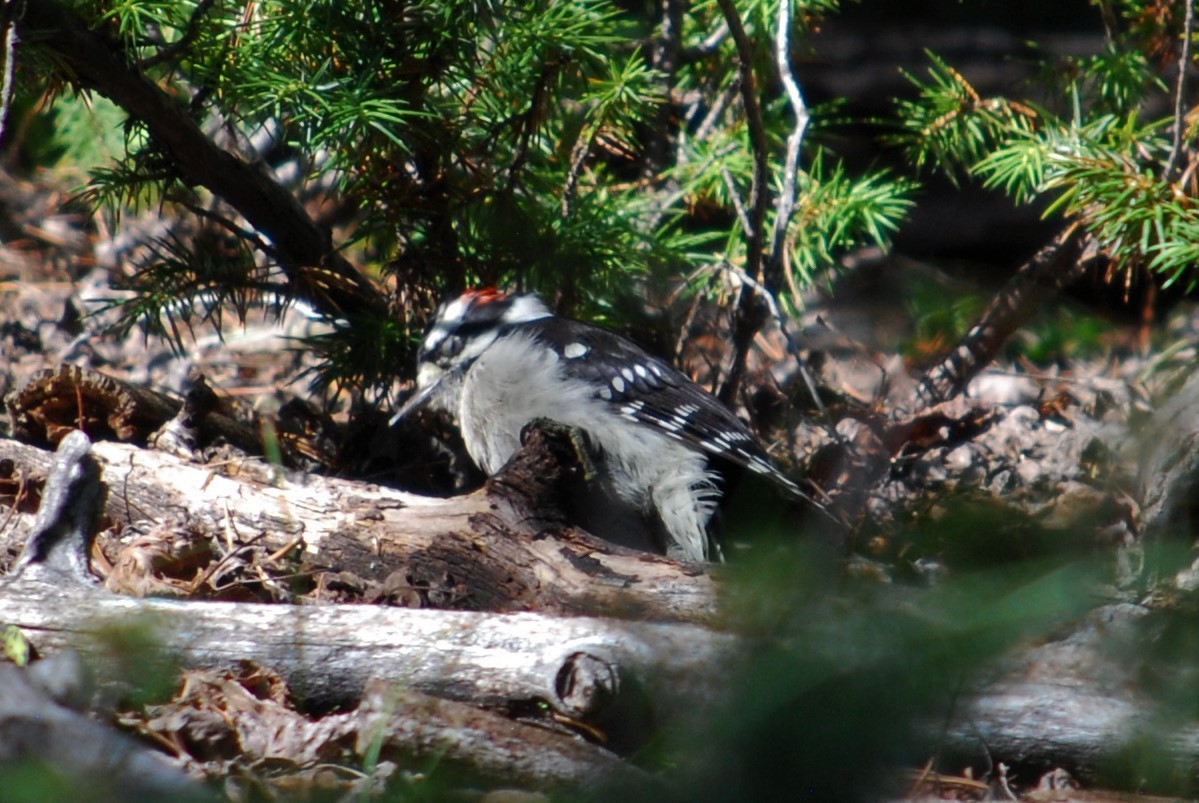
[0,654,215,803]
[0,427,721,623]
[1,430,733,722]
[4,430,1199,794]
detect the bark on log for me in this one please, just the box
[0,431,728,787]
[0,433,666,791]
[1137,369,1199,542]
[0,430,721,623]
[1,564,736,726]
[5,429,1199,792]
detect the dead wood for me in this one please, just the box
[912,226,1104,410]
[352,678,653,789]
[3,419,1199,792]
[7,364,182,447]
[0,431,212,800]
[0,431,733,790]
[1137,369,1199,541]
[1,561,736,726]
[133,665,652,791]
[4,364,313,468]
[0,656,214,802]
[0,425,720,621]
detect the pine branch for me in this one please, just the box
[20,0,385,318]
[136,0,217,71]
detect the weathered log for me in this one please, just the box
[1,563,737,726]
[134,666,652,791]
[0,432,730,788]
[0,656,215,802]
[0,431,213,801]
[6,429,1199,793]
[1137,369,1199,542]
[0,429,722,623]
[353,678,654,789]
[1,432,733,720]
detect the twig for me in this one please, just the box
[0,0,25,147]
[137,0,217,70]
[912,224,1098,410]
[713,0,771,405]
[1168,0,1196,178]
[765,0,810,290]
[640,0,685,181]
[0,467,27,542]
[178,199,279,262]
[713,0,768,286]
[681,20,729,63]
[715,261,826,417]
[721,166,753,237]
[1166,0,1195,180]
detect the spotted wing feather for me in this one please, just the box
[518,318,805,497]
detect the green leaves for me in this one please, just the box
[28,0,919,400]
[783,158,913,298]
[894,23,1198,288]
[893,51,1035,179]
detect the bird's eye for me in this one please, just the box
[441,335,464,360]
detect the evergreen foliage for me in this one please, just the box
[893,0,1199,292]
[15,0,912,400]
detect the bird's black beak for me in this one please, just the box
[389,381,441,427]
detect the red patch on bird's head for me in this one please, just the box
[463,287,507,307]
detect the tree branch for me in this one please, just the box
[0,0,23,148]
[1166,0,1195,180]
[911,225,1100,410]
[765,0,810,287]
[19,0,385,317]
[713,0,772,406]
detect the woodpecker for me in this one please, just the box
[392,288,817,562]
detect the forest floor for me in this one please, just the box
[2,164,1198,801]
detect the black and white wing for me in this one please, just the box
[520,317,811,500]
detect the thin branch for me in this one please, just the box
[715,260,826,418]
[137,0,217,71]
[680,20,729,63]
[641,0,685,181]
[1166,0,1195,180]
[714,0,771,406]
[721,166,753,237]
[0,0,24,147]
[178,199,279,262]
[20,0,385,318]
[911,224,1099,411]
[765,0,810,291]
[714,0,768,286]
